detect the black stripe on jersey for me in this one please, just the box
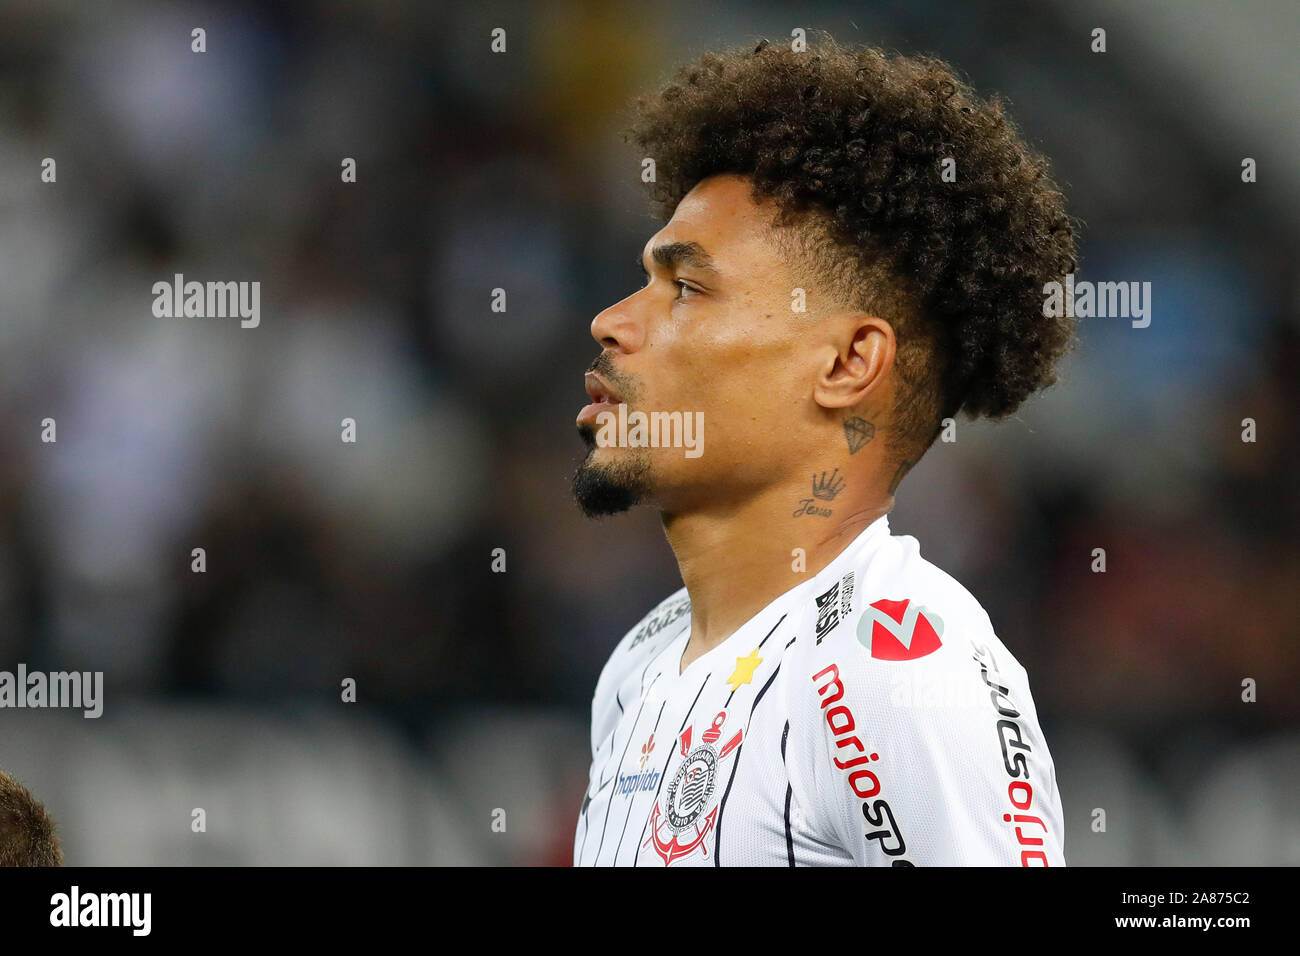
[633,672,711,867]
[588,731,618,804]
[581,623,681,865]
[781,720,794,866]
[785,635,797,649]
[590,660,662,813]
[582,638,675,866]
[577,799,591,861]
[589,699,622,784]
[611,697,667,866]
[576,774,614,864]
[592,692,652,865]
[713,660,782,866]
[783,785,795,866]
[759,614,787,648]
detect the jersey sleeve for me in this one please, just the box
[794,629,1066,866]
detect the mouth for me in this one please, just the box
[577,372,625,428]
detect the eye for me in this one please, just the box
[675,279,700,299]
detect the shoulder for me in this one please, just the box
[788,526,1007,684]
[617,586,692,659]
[782,524,1034,782]
[588,587,690,749]
[781,528,1063,865]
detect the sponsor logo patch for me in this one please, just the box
[857,598,944,661]
[814,572,856,644]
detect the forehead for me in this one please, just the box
[644,174,788,278]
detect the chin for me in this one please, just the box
[572,446,653,518]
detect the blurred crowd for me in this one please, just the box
[0,0,1295,864]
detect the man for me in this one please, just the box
[572,39,1074,866]
[0,768,64,866]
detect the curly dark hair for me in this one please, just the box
[628,38,1077,460]
[0,768,64,866]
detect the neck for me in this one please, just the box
[662,470,891,673]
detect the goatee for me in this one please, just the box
[572,424,652,517]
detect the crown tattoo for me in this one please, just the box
[811,467,846,500]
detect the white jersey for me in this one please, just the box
[573,514,1065,867]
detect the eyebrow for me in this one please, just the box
[643,241,718,274]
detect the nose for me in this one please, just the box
[590,291,646,353]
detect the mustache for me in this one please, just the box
[586,352,640,404]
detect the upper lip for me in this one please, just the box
[584,372,624,405]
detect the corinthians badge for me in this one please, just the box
[644,710,743,866]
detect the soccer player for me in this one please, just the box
[571,40,1074,866]
[0,768,64,866]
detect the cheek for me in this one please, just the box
[655,299,800,412]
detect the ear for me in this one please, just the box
[811,313,896,410]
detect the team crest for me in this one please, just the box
[644,710,742,866]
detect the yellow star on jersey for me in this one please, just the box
[726,648,763,691]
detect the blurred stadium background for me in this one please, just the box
[0,0,1297,865]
